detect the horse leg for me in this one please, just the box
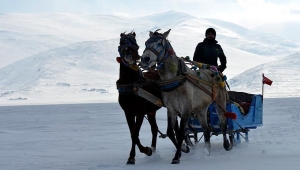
[202,126,211,155]
[166,110,178,147]
[221,122,233,151]
[174,116,179,140]
[134,115,153,156]
[174,115,190,153]
[214,103,233,151]
[146,112,158,152]
[171,112,190,164]
[124,112,137,164]
[197,106,211,155]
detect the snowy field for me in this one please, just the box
[0,8,300,170]
[1,97,300,170]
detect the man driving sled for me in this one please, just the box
[193,28,227,73]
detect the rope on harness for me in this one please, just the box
[185,73,237,120]
[144,115,167,138]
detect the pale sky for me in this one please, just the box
[1,0,300,29]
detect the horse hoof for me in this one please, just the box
[126,159,135,165]
[184,146,190,153]
[225,147,232,151]
[145,147,153,156]
[204,147,210,156]
[204,142,211,156]
[171,159,180,164]
[226,144,233,151]
[181,145,190,153]
[151,146,156,153]
[223,139,233,151]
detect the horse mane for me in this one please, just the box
[153,29,161,36]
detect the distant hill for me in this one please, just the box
[1,11,299,69]
[254,21,300,42]
[229,52,300,97]
[0,40,119,105]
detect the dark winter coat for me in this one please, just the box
[193,38,227,72]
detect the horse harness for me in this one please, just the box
[144,33,229,113]
[158,58,228,113]
[158,58,187,92]
[116,66,164,107]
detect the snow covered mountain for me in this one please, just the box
[254,21,300,42]
[0,11,299,105]
[1,11,298,68]
[0,40,119,105]
[0,13,126,68]
[229,52,300,97]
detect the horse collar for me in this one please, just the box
[120,58,139,71]
[129,64,139,71]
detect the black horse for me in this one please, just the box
[116,32,162,164]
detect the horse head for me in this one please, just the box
[141,29,174,69]
[118,31,140,65]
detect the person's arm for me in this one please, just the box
[218,46,227,72]
[193,43,201,61]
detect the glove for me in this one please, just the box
[217,65,226,72]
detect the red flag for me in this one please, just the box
[263,75,273,86]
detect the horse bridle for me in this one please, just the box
[118,34,140,67]
[144,35,171,66]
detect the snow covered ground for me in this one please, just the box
[1,97,300,170]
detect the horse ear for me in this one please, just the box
[120,33,125,37]
[132,32,136,37]
[163,29,171,38]
[149,31,154,37]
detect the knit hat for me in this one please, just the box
[205,28,216,38]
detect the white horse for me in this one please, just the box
[140,29,235,164]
